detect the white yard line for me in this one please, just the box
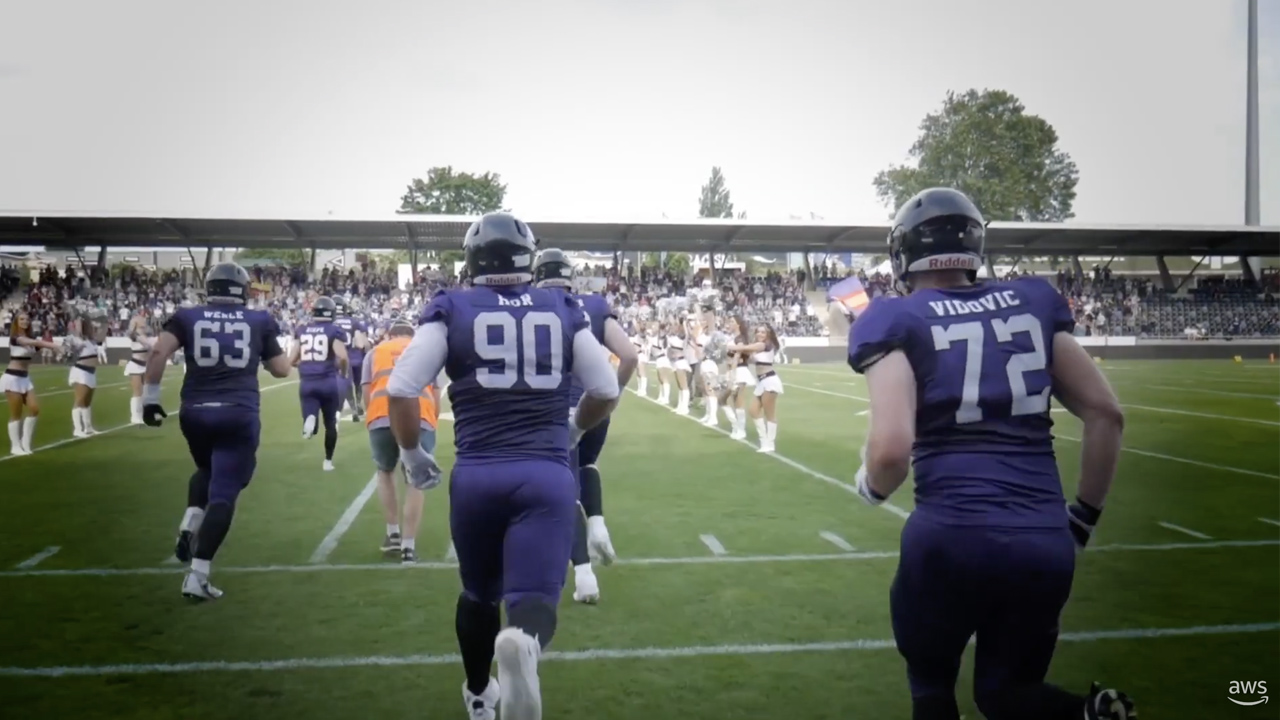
[1157,522,1213,540]
[1132,384,1280,401]
[1258,518,1280,528]
[818,531,855,552]
[308,474,379,564]
[775,381,1280,481]
[629,388,913,520]
[3,539,1275,580]
[699,534,728,556]
[1,621,1275,678]
[15,546,60,569]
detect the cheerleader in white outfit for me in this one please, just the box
[721,315,756,440]
[632,330,649,397]
[5,311,63,456]
[125,317,153,425]
[728,324,784,453]
[67,318,104,437]
[652,322,673,405]
[668,328,692,415]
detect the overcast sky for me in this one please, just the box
[0,0,1275,226]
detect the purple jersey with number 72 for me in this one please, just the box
[847,276,1075,529]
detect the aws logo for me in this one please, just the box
[1228,680,1268,706]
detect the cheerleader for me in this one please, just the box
[721,316,755,440]
[728,323,783,453]
[125,316,153,425]
[652,322,673,404]
[5,311,63,456]
[67,317,105,437]
[632,329,649,396]
[668,324,692,415]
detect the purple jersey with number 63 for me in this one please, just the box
[847,277,1075,528]
[164,305,283,410]
[421,286,589,465]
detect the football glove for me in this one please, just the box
[568,408,585,448]
[1067,497,1103,551]
[853,443,885,506]
[141,383,167,427]
[400,445,442,490]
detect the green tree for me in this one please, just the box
[398,166,508,215]
[872,89,1079,221]
[235,248,308,265]
[667,253,691,275]
[698,166,735,218]
[642,252,661,268]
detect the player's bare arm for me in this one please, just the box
[143,331,182,388]
[1050,332,1125,509]
[602,317,638,388]
[333,339,350,378]
[386,321,447,451]
[571,328,621,432]
[862,349,916,498]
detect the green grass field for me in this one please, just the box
[0,359,1277,719]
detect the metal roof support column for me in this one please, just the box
[96,246,108,269]
[984,257,996,280]
[1155,255,1176,293]
[1071,256,1085,282]
[1240,255,1259,285]
[1175,257,1204,292]
[203,246,214,275]
[309,247,317,273]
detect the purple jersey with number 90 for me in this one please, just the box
[847,277,1075,529]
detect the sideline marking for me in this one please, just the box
[699,534,728,556]
[2,622,1275,677]
[629,388,912,520]
[1157,522,1213,540]
[309,474,379,564]
[819,531,854,551]
[1258,518,1280,529]
[15,546,60,569]
[3,539,1275,579]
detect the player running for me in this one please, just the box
[387,213,620,720]
[362,320,439,564]
[533,248,637,604]
[848,188,1134,720]
[334,300,368,422]
[291,297,350,471]
[141,262,292,601]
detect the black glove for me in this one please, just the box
[1067,497,1103,550]
[143,404,168,427]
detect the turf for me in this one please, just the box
[0,359,1277,719]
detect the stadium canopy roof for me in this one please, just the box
[0,211,1276,256]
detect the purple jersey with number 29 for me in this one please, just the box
[847,277,1075,529]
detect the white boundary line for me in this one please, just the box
[819,531,854,551]
[699,534,727,556]
[15,546,60,569]
[776,381,1280,480]
[1157,522,1213,540]
[309,474,380,564]
[2,621,1275,677]
[628,388,912,519]
[3,539,1275,580]
[1259,518,1280,528]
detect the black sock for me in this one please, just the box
[194,502,234,562]
[579,465,603,517]
[187,469,210,509]
[323,420,338,460]
[982,684,1084,720]
[570,509,590,566]
[456,595,501,696]
[507,597,558,650]
[912,693,961,720]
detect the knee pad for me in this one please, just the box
[505,596,558,649]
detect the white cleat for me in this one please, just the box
[130,417,144,426]
[9,447,31,457]
[302,415,317,439]
[73,430,90,439]
[462,677,500,720]
[181,571,224,601]
[586,516,616,566]
[572,564,600,604]
[675,405,689,416]
[322,459,335,472]
[729,429,747,440]
[757,443,775,454]
[495,628,542,720]
[700,416,717,427]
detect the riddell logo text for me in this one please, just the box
[927,257,974,270]
[1228,680,1268,706]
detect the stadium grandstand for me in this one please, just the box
[1,214,1277,362]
